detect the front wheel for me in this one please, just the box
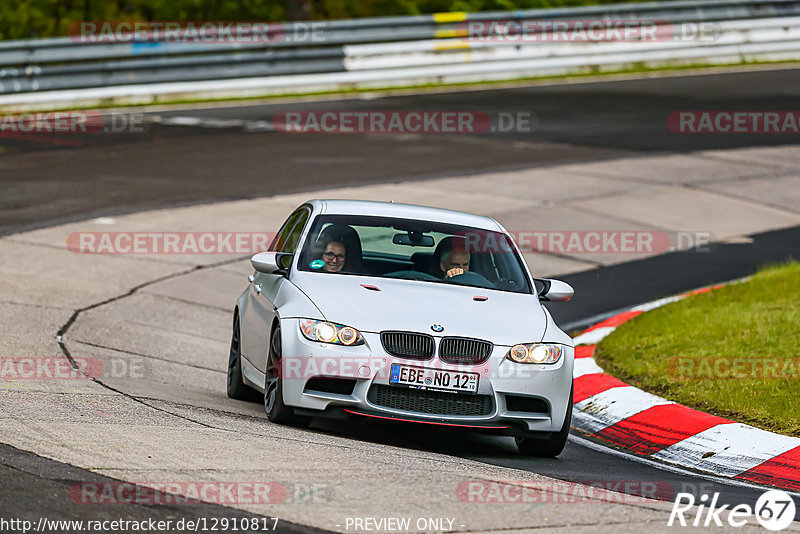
[516,385,573,457]
[264,326,312,427]
[227,312,260,401]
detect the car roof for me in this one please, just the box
[306,199,504,231]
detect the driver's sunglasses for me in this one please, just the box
[323,252,346,262]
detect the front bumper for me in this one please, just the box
[279,318,574,434]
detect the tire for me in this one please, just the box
[227,311,260,401]
[264,325,312,427]
[515,385,573,457]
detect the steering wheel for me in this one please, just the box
[446,271,496,289]
[383,270,440,281]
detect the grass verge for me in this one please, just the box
[595,262,800,437]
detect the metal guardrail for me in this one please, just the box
[0,0,799,107]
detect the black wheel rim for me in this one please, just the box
[264,327,281,414]
[227,315,241,388]
[265,383,276,413]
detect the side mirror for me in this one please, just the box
[251,252,291,274]
[536,278,574,302]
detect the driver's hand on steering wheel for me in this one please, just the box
[445,267,464,279]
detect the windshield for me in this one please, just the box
[297,214,532,294]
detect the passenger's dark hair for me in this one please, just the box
[314,224,364,272]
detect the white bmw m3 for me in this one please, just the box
[228,199,575,456]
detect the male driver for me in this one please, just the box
[439,237,470,279]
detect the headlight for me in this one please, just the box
[506,343,563,364]
[299,320,365,346]
[509,344,529,363]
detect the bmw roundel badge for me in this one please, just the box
[431,324,444,333]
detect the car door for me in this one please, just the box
[241,206,311,374]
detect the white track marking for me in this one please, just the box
[630,295,684,313]
[244,120,276,131]
[568,434,800,498]
[573,326,616,346]
[152,115,251,128]
[574,386,674,434]
[573,357,604,378]
[152,115,276,131]
[651,423,800,477]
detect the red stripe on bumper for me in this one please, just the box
[593,404,731,455]
[343,410,510,429]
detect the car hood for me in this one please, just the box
[290,272,546,346]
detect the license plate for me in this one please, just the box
[389,364,479,394]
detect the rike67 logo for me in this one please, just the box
[669,490,796,531]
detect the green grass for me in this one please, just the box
[0,0,665,40]
[595,262,800,437]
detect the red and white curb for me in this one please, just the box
[570,284,800,492]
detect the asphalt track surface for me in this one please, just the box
[2,67,800,527]
[0,444,326,534]
[2,66,800,236]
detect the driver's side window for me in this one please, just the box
[282,210,310,254]
[270,208,310,253]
